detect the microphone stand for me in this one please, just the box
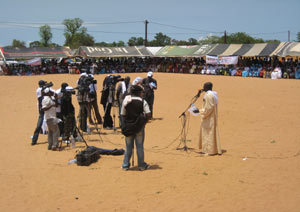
[177,92,202,151]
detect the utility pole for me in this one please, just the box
[224,30,227,44]
[288,30,290,42]
[144,20,149,46]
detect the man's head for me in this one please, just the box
[203,82,213,92]
[147,71,153,78]
[125,76,130,84]
[38,80,46,87]
[61,82,69,90]
[130,85,144,97]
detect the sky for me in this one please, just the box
[0,0,299,47]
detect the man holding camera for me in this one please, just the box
[142,71,157,119]
[116,76,131,128]
[100,75,124,129]
[31,80,46,145]
[76,73,90,132]
[87,74,102,125]
[60,83,78,143]
[121,85,151,171]
[42,87,60,150]
[198,82,221,156]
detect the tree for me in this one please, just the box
[149,32,171,46]
[297,32,300,42]
[117,41,125,47]
[128,37,144,46]
[29,41,41,47]
[198,35,221,45]
[62,18,95,48]
[11,39,26,48]
[39,24,52,47]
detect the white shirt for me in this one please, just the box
[121,96,151,116]
[55,88,63,113]
[42,96,57,120]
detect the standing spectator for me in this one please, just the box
[142,72,157,119]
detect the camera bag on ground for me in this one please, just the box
[76,146,101,166]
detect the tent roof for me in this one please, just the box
[0,47,72,59]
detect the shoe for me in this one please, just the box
[48,146,51,150]
[122,167,129,171]
[139,164,150,171]
[31,142,37,146]
[51,147,57,151]
[104,127,113,130]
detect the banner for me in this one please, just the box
[25,57,41,66]
[206,55,238,65]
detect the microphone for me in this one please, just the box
[196,89,203,97]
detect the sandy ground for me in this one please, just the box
[0,73,300,212]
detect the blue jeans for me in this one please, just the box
[122,127,147,169]
[32,111,44,144]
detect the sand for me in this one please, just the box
[0,73,300,212]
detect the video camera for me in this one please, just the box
[105,75,124,86]
[76,75,97,94]
[42,81,53,89]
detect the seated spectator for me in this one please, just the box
[271,66,282,79]
[295,65,300,79]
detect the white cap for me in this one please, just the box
[80,72,88,77]
[147,71,153,77]
[132,77,142,85]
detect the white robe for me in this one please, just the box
[199,91,221,155]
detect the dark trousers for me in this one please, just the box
[32,111,44,144]
[56,112,64,136]
[145,94,154,118]
[103,103,113,128]
[63,113,77,141]
[78,102,88,132]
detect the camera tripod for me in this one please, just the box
[177,92,201,151]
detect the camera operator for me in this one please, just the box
[87,74,102,125]
[142,71,157,119]
[31,80,46,145]
[60,83,78,143]
[100,75,124,129]
[76,73,90,132]
[55,85,65,137]
[41,87,60,151]
[116,76,131,128]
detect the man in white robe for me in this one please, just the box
[199,82,222,156]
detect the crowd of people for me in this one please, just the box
[1,56,300,79]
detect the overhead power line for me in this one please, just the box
[150,21,224,34]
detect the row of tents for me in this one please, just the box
[1,42,300,60]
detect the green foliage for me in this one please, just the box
[10,39,26,48]
[127,37,144,46]
[62,18,95,48]
[297,32,300,42]
[199,35,221,45]
[39,24,52,47]
[171,37,199,45]
[29,41,41,48]
[149,32,171,46]
[95,40,126,47]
